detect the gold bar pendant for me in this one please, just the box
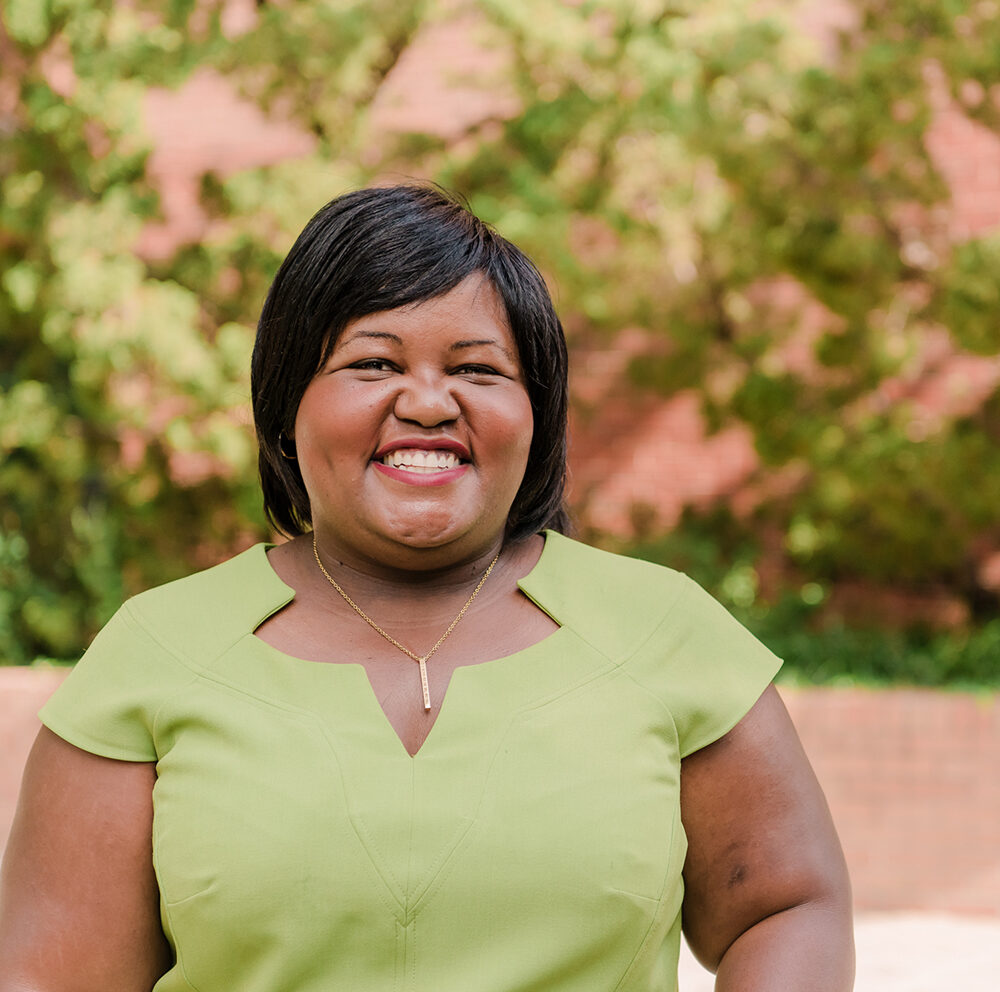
[418,656,431,710]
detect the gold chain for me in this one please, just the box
[311,534,500,710]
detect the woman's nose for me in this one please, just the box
[392,374,461,426]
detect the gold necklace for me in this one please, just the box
[312,535,501,711]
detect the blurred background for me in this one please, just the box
[1,0,999,987]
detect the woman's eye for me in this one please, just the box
[454,364,499,376]
[351,358,395,372]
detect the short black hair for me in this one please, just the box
[251,184,569,543]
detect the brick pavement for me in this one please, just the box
[678,913,1000,991]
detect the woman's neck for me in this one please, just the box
[267,532,545,618]
[307,531,510,594]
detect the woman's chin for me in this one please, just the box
[385,523,471,552]
[374,512,501,560]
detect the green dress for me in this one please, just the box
[40,531,780,992]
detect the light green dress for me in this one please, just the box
[40,531,780,992]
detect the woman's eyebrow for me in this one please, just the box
[339,330,403,345]
[450,338,515,359]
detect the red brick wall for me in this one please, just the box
[2,670,997,914]
[783,686,1000,915]
[0,668,67,848]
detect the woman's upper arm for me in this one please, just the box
[680,683,853,973]
[0,727,171,992]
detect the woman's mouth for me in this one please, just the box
[373,445,470,486]
[380,448,463,473]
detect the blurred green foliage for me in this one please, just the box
[2,0,999,677]
[627,514,1000,689]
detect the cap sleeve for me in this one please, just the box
[39,602,196,762]
[663,576,782,758]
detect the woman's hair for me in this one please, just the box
[251,184,570,542]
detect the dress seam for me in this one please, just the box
[557,580,690,724]
[611,802,685,992]
[122,599,246,680]
[142,644,410,922]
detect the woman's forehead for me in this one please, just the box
[337,276,512,341]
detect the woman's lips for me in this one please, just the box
[372,461,469,486]
[371,441,471,486]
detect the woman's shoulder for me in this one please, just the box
[533,530,688,600]
[538,530,683,580]
[39,545,290,760]
[129,542,283,616]
[114,543,292,668]
[536,533,781,755]
[525,531,692,649]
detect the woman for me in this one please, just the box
[0,185,854,991]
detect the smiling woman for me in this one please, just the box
[293,274,534,570]
[251,186,568,549]
[0,185,854,992]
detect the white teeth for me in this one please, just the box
[382,448,461,472]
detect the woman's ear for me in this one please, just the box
[278,431,297,461]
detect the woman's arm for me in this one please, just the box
[0,727,171,992]
[680,684,854,992]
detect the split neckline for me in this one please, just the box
[245,533,572,758]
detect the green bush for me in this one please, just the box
[623,514,1000,690]
[3,0,1000,667]
[765,622,1000,691]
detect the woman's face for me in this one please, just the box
[293,273,534,571]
